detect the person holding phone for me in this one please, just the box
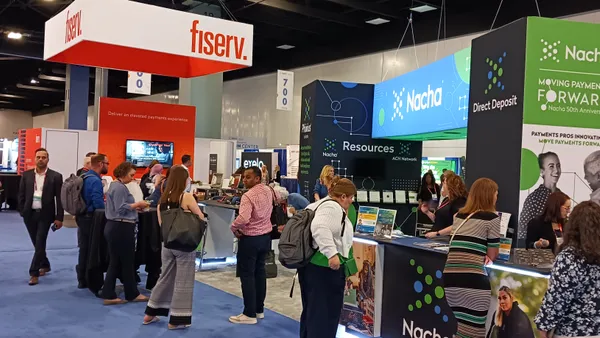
[102,162,150,305]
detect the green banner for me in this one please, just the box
[524,17,600,129]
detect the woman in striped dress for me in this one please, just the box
[444,178,501,338]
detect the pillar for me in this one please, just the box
[90,68,109,131]
[64,65,89,130]
[179,73,223,139]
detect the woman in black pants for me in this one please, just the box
[103,162,150,305]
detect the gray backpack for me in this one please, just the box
[61,173,88,215]
[278,199,346,269]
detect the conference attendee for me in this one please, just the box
[288,192,310,215]
[143,166,205,330]
[17,148,64,286]
[438,169,456,204]
[584,150,600,205]
[229,166,274,325]
[535,201,600,338]
[76,153,109,289]
[76,152,96,176]
[140,160,160,183]
[418,171,440,206]
[273,164,281,184]
[261,164,270,184]
[487,286,535,338]
[314,165,334,201]
[148,168,170,207]
[299,176,357,338]
[518,152,562,240]
[526,191,570,253]
[424,173,468,238]
[140,160,160,199]
[102,162,149,305]
[181,155,192,192]
[444,178,501,338]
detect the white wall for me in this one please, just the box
[194,138,236,183]
[0,109,32,138]
[422,140,467,158]
[41,128,98,179]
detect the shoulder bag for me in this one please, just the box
[160,193,207,252]
[269,186,288,240]
[449,210,480,244]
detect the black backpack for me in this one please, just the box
[278,199,346,269]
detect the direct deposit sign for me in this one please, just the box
[372,48,472,138]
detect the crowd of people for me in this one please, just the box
[14,149,600,337]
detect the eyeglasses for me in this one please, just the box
[102,162,109,165]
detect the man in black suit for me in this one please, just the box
[18,148,64,286]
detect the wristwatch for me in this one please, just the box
[436,231,440,237]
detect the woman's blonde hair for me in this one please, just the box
[458,178,498,214]
[320,165,334,184]
[494,286,514,327]
[329,176,357,198]
[445,173,468,201]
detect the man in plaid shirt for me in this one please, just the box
[229,166,274,325]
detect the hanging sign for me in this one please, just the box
[127,71,151,95]
[277,70,294,111]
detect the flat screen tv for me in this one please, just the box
[353,158,386,179]
[125,140,174,168]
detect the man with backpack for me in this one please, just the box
[76,154,109,289]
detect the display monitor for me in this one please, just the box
[353,158,386,179]
[125,140,174,168]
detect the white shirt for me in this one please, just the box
[32,169,47,210]
[306,197,353,259]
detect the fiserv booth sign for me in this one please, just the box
[44,0,253,78]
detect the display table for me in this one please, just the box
[85,209,162,295]
[199,200,238,260]
[341,234,551,338]
[0,173,20,211]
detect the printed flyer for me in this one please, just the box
[374,208,397,238]
[357,206,379,233]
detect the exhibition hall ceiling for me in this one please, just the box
[0,0,599,113]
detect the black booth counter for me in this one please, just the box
[341,234,551,338]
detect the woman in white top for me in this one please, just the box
[299,176,356,338]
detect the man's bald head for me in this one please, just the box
[584,150,600,191]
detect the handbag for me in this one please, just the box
[160,194,207,252]
[269,187,288,240]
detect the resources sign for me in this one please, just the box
[372,48,471,139]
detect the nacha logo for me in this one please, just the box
[407,85,442,113]
[403,319,448,338]
[65,10,83,44]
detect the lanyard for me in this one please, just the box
[428,186,437,195]
[34,170,47,191]
[437,199,450,212]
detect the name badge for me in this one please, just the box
[432,194,438,202]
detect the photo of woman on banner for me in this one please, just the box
[487,286,535,338]
[518,152,562,240]
[583,150,600,205]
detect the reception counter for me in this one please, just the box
[340,234,551,338]
[199,200,239,260]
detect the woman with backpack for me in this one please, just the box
[298,176,357,338]
[143,165,205,330]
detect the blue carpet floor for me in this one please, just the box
[0,211,300,338]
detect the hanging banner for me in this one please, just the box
[277,70,294,111]
[127,71,151,95]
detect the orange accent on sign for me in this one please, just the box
[48,40,246,78]
[65,10,83,44]
[98,98,196,178]
[17,128,42,175]
[190,20,247,60]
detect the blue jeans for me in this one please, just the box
[236,233,271,318]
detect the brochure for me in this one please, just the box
[356,206,379,233]
[374,208,397,238]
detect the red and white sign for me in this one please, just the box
[44,0,253,78]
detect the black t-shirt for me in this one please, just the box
[431,196,467,232]
[418,184,440,202]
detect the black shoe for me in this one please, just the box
[78,282,87,289]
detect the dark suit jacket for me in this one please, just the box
[526,217,558,252]
[18,168,64,222]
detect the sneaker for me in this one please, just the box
[256,313,265,319]
[228,314,257,325]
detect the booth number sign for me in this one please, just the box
[277,70,294,111]
[127,71,152,96]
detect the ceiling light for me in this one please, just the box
[30,79,39,84]
[276,44,295,50]
[410,4,437,13]
[0,101,13,104]
[43,104,50,107]
[7,32,22,40]
[366,18,390,25]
